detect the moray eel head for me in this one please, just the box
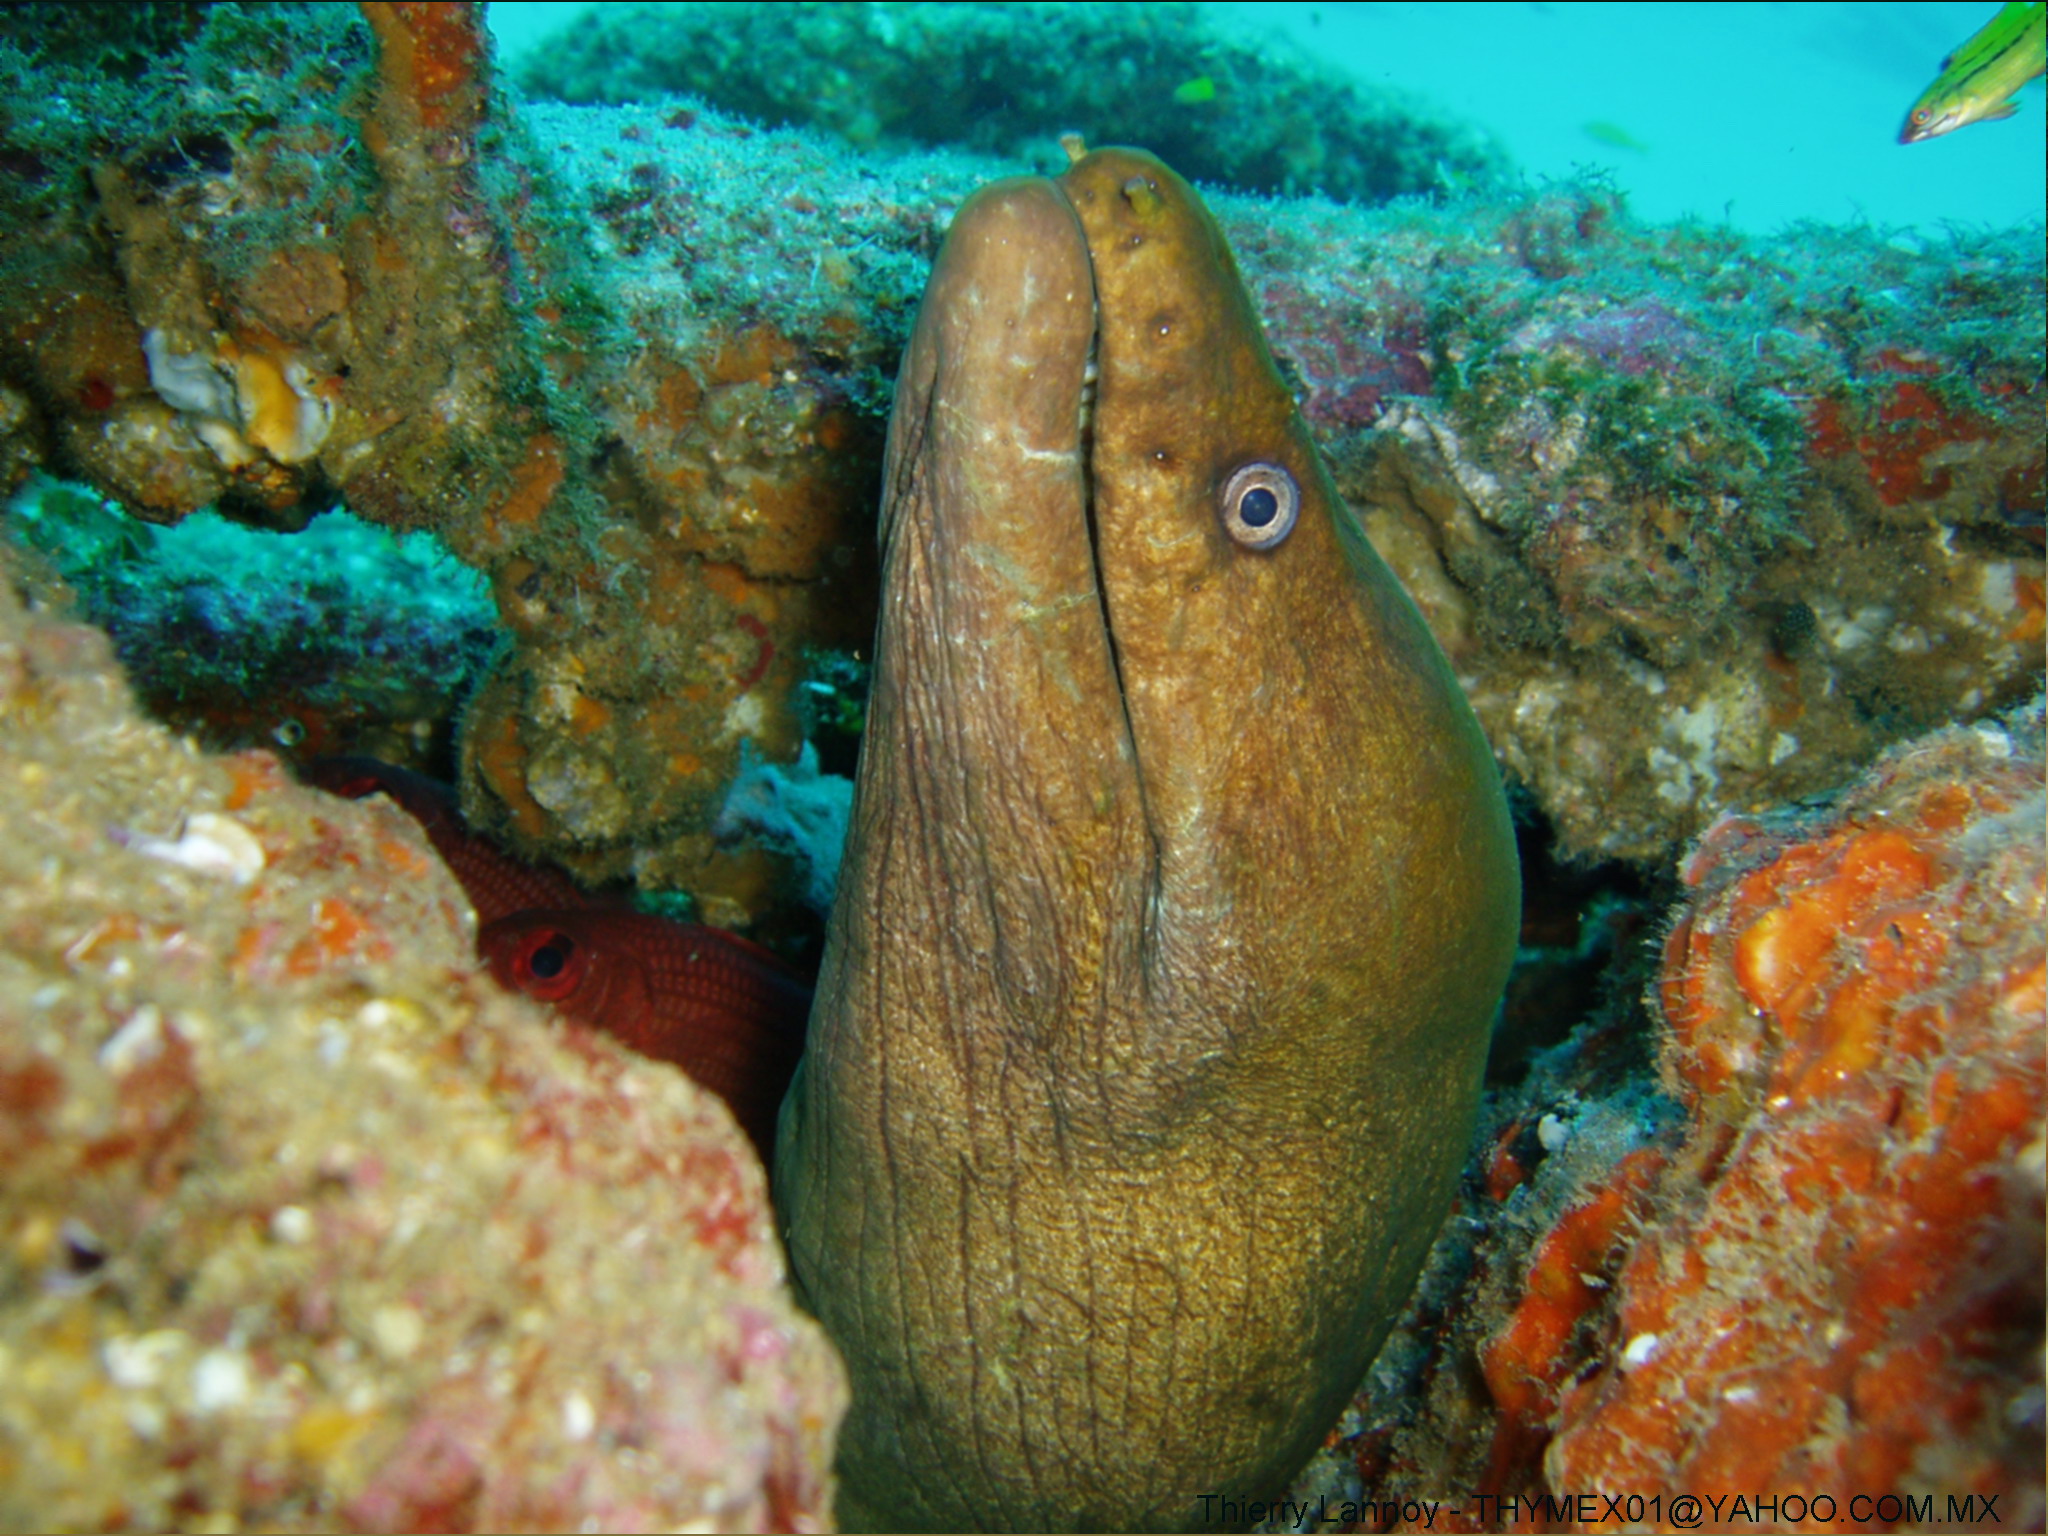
[777,147,1519,1532]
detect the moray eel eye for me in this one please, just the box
[514,929,584,1000]
[1220,461,1299,550]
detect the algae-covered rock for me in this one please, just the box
[3,476,499,762]
[1225,188,2044,862]
[0,556,845,1532]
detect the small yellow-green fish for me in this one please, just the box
[776,143,1518,1532]
[1900,1,2046,143]
[1582,119,1650,153]
[1172,73,1217,105]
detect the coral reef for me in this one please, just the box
[1242,189,2044,863]
[517,111,2041,874]
[0,557,845,1530]
[514,0,1508,205]
[3,1,2037,908]
[503,107,2046,871]
[0,4,2037,1526]
[0,5,891,923]
[7,49,2036,903]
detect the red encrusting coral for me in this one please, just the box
[358,1,489,137]
[1805,349,2003,511]
[1476,1145,1667,1495]
[1515,703,2047,1532]
[1399,706,2046,1536]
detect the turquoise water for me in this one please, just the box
[490,1,2046,235]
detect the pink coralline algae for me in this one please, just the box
[1249,275,1434,431]
[1501,299,1703,377]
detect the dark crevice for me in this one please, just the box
[1075,319,1126,712]
[1058,196,1168,999]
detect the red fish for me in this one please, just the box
[306,756,810,1155]
[303,755,589,923]
[478,909,810,1154]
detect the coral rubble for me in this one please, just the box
[0,561,844,1530]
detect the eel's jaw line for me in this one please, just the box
[1076,303,1126,713]
[1060,189,1165,915]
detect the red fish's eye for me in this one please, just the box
[513,929,584,1001]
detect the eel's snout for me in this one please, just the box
[891,176,1096,522]
[879,172,1130,733]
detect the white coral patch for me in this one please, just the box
[103,1330,190,1391]
[98,1005,167,1073]
[118,811,266,885]
[722,689,768,739]
[143,329,238,421]
[1977,562,2021,627]
[143,327,333,467]
[1620,1332,1661,1369]
[1813,599,1892,652]
[1648,744,1695,807]
[191,1349,252,1413]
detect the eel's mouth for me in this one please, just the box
[1070,283,1133,721]
[1077,321,1099,444]
[889,163,1137,754]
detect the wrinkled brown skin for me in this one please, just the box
[775,148,1520,1533]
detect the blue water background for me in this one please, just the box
[489,1,2046,235]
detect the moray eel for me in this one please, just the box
[775,145,1519,1532]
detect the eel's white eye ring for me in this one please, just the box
[1219,462,1299,550]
